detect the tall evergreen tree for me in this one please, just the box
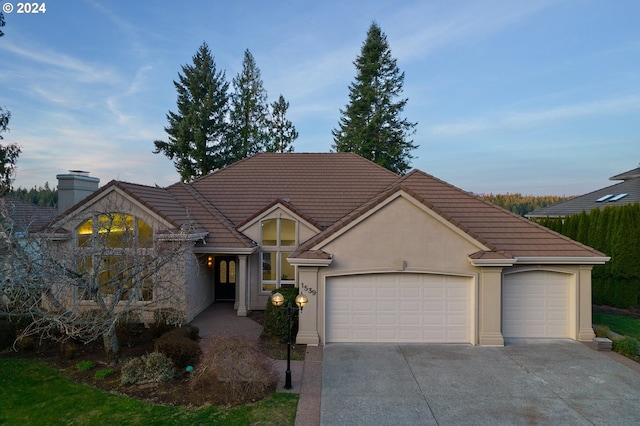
[153,42,229,182]
[226,49,269,164]
[265,95,297,153]
[333,22,417,175]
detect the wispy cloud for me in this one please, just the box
[428,95,640,137]
[0,41,118,84]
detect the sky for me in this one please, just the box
[1,0,639,196]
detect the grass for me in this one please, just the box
[0,358,298,426]
[593,314,640,340]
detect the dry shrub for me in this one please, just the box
[189,335,277,406]
[121,351,175,385]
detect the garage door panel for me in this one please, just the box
[503,271,570,338]
[326,274,472,343]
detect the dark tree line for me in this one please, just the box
[480,193,574,216]
[537,203,640,308]
[6,183,58,207]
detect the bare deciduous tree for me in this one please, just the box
[1,197,197,364]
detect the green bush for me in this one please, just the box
[612,337,639,358]
[94,368,114,379]
[76,360,96,371]
[121,352,175,385]
[594,324,610,338]
[264,287,300,343]
[0,320,16,350]
[155,329,201,369]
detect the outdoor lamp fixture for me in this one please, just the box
[207,255,213,268]
[271,291,308,389]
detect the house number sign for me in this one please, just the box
[301,282,316,296]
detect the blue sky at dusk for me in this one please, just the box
[1,0,639,195]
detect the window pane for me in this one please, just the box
[219,260,227,284]
[229,260,236,284]
[262,252,276,281]
[77,219,93,247]
[280,252,294,281]
[137,218,153,248]
[98,213,135,248]
[261,219,277,246]
[280,219,296,246]
[262,283,276,292]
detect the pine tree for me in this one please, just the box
[332,22,417,175]
[226,49,270,164]
[153,42,230,182]
[265,95,297,153]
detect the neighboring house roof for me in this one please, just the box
[526,176,639,219]
[50,152,606,262]
[1,196,57,234]
[609,166,640,181]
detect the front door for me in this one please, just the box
[215,256,237,301]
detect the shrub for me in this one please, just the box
[594,324,610,338]
[155,330,201,369]
[94,368,114,379]
[264,287,300,343]
[121,352,175,385]
[0,320,16,350]
[190,336,276,406]
[76,360,96,371]
[612,336,639,358]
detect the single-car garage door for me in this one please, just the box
[502,271,571,338]
[325,273,472,343]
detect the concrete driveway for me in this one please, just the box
[321,340,640,425]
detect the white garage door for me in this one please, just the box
[325,273,472,343]
[502,271,570,338]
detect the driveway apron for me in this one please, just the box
[321,340,640,425]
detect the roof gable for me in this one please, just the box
[293,168,607,261]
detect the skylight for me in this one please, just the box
[596,194,614,202]
[609,193,629,202]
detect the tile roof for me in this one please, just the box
[49,153,606,261]
[1,196,57,233]
[190,152,399,228]
[526,177,639,218]
[292,169,606,260]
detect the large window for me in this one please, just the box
[76,213,154,301]
[261,218,296,291]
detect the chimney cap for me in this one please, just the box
[68,170,91,176]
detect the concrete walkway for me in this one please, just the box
[190,303,322,425]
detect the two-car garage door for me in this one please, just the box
[325,273,472,343]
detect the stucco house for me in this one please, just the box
[527,165,640,219]
[50,153,609,346]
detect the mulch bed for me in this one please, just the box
[1,313,305,408]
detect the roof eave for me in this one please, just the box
[468,257,517,267]
[514,256,611,265]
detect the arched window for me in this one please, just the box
[75,213,154,302]
[260,218,296,291]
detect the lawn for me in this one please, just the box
[0,358,298,426]
[593,313,640,340]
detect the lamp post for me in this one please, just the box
[271,291,308,390]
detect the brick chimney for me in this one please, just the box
[56,170,100,213]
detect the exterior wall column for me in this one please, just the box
[296,267,320,345]
[577,265,596,341]
[478,267,505,346]
[236,255,248,316]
